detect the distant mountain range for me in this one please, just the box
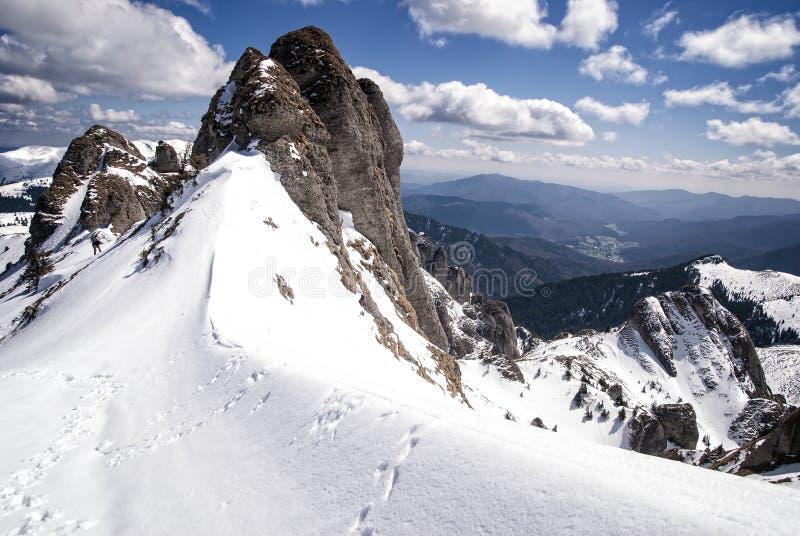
[402,174,800,271]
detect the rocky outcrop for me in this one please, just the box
[653,403,699,449]
[628,410,667,455]
[153,141,181,173]
[269,26,447,349]
[737,408,800,474]
[30,125,178,251]
[192,46,346,274]
[629,285,772,398]
[729,398,789,444]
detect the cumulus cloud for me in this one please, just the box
[643,3,679,40]
[89,104,141,123]
[401,0,617,50]
[758,65,798,85]
[0,74,65,104]
[0,0,233,101]
[558,0,618,50]
[706,117,800,147]
[678,15,800,68]
[785,83,800,117]
[574,97,649,126]
[579,46,648,85]
[402,0,557,49]
[663,82,782,114]
[353,66,594,144]
[602,131,617,142]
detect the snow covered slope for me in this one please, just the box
[759,345,800,406]
[1,150,798,534]
[692,255,800,337]
[0,146,64,185]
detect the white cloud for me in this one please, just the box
[678,15,800,68]
[0,0,233,100]
[88,104,141,123]
[579,46,648,85]
[404,138,800,187]
[574,97,649,126]
[401,0,618,50]
[785,83,800,117]
[706,117,800,147]
[758,65,798,84]
[402,0,558,49]
[0,74,65,104]
[353,66,594,144]
[128,120,197,140]
[643,3,679,40]
[558,0,618,50]
[176,0,212,15]
[602,131,617,142]
[663,82,782,114]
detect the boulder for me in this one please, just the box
[653,403,699,449]
[153,141,181,173]
[628,411,667,455]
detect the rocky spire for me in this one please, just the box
[29,125,178,251]
[269,26,448,348]
[192,46,352,290]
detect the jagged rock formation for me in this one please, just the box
[29,125,179,251]
[191,47,351,287]
[653,403,699,449]
[629,285,772,398]
[728,398,789,444]
[737,408,800,473]
[411,230,522,379]
[153,141,181,173]
[269,27,447,349]
[414,234,472,302]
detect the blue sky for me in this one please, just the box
[2,1,800,197]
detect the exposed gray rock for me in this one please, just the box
[606,383,623,404]
[653,403,699,449]
[516,326,538,355]
[729,398,788,444]
[738,408,800,473]
[153,141,181,173]
[30,125,178,251]
[628,410,667,455]
[629,296,677,376]
[629,285,773,399]
[191,46,352,292]
[270,26,447,349]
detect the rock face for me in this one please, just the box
[738,408,800,473]
[629,285,772,398]
[192,47,346,272]
[653,403,699,449]
[153,141,181,173]
[628,410,667,455]
[30,125,178,251]
[729,398,788,444]
[269,26,447,349]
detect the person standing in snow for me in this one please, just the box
[91,233,102,255]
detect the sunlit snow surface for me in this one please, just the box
[0,151,798,534]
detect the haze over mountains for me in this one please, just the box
[403,174,800,272]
